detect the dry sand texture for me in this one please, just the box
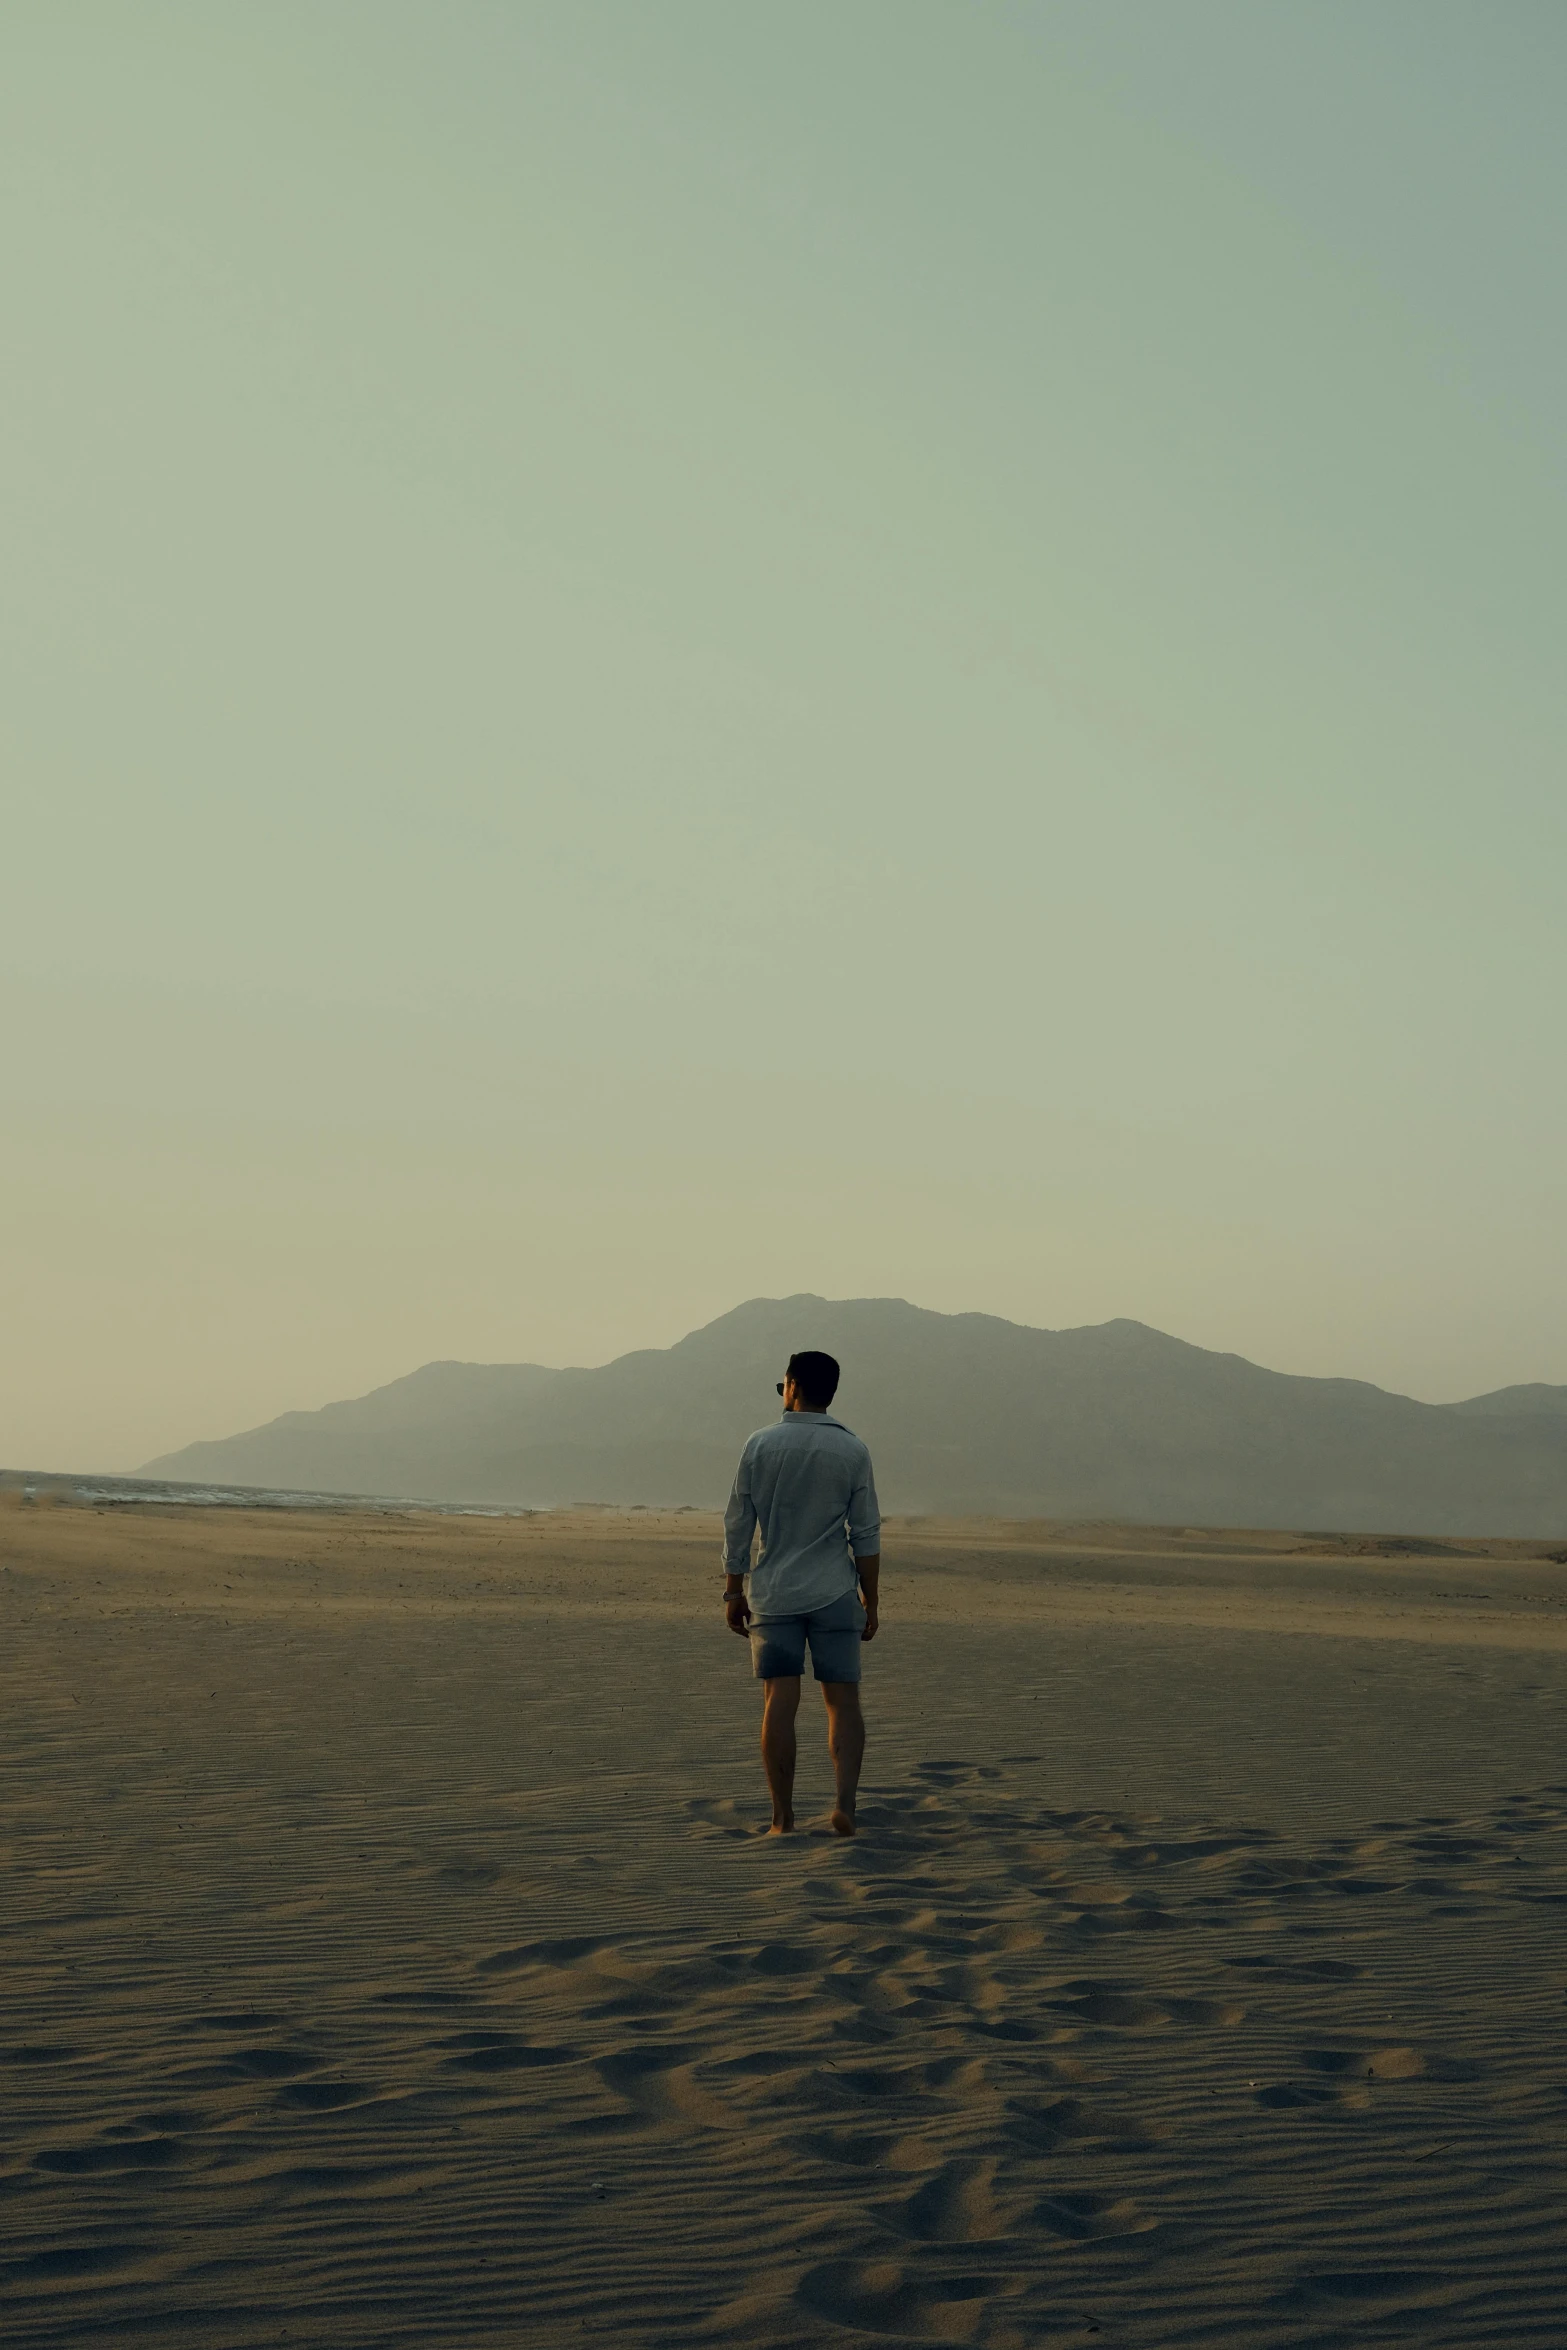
[4,1501,1567,2347]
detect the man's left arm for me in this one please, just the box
[723,1452,757,1635]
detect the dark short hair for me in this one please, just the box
[784,1349,840,1409]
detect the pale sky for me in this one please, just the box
[5,3,1566,1470]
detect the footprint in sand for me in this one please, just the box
[33,2136,184,2175]
[120,2108,200,2135]
[682,1796,754,1841]
[1030,2189,1153,2241]
[595,2045,739,2129]
[829,2055,989,2103]
[1405,1833,1500,1863]
[1254,2081,1349,2109]
[436,1858,503,1887]
[794,2255,994,2338]
[1274,2266,1441,2314]
[435,2030,576,2073]
[792,2125,905,2170]
[1300,2044,1425,2080]
[1048,1982,1245,2033]
[698,2050,819,2111]
[266,2160,423,2191]
[275,2079,378,2110]
[370,1988,476,2010]
[1061,1880,1134,1908]
[8,2245,147,2281]
[1005,2095,1157,2155]
[747,1941,821,1977]
[1225,1954,1361,1983]
[476,1935,604,1974]
[881,2157,1017,2244]
[213,2046,319,2081]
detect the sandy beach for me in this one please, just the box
[4,1499,1567,2347]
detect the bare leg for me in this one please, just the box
[760,1676,802,1833]
[822,1682,865,1835]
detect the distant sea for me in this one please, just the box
[0,1469,539,1517]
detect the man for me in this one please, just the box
[723,1349,881,1837]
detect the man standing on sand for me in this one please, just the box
[723,1350,881,1837]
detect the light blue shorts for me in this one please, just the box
[749,1590,867,1684]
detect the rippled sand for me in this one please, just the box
[4,1499,1567,2347]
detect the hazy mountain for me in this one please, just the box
[1444,1383,1567,1420]
[140,1295,1567,1537]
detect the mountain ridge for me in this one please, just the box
[140,1295,1567,1537]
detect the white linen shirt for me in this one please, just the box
[723,1412,881,1617]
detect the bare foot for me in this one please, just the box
[830,1807,856,1837]
[767,1815,795,1836]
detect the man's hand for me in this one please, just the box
[856,1552,880,1642]
[725,1583,752,1637]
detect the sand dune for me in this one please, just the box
[4,1500,1567,2346]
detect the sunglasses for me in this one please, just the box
[776,1380,786,1395]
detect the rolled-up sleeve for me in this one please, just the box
[723,1446,758,1577]
[847,1450,881,1559]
